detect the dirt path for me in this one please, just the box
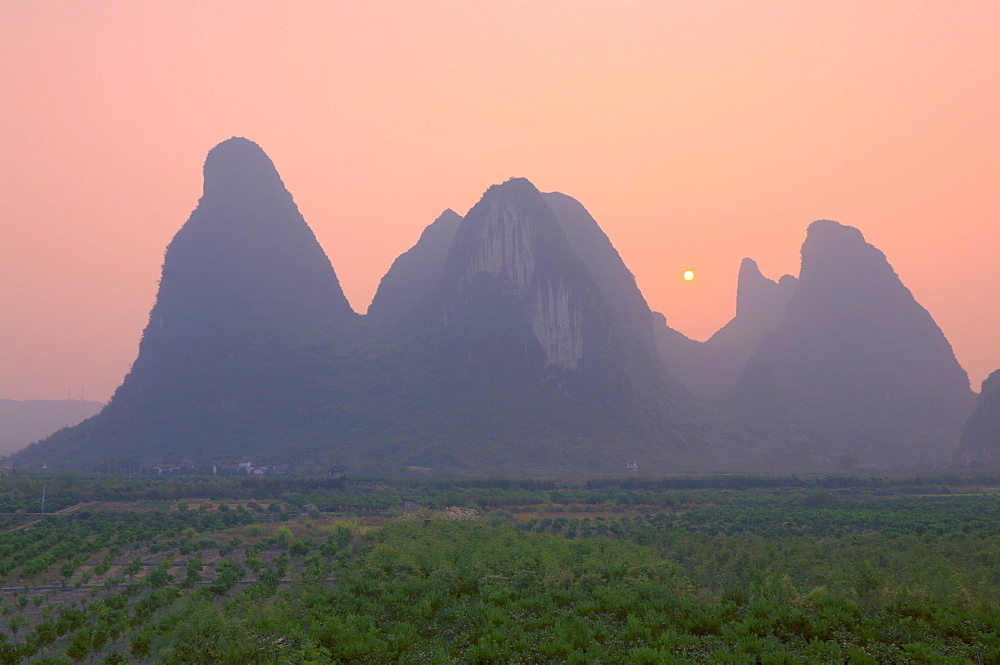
[2,502,90,532]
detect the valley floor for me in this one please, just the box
[0,474,998,663]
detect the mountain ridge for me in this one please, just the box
[11,140,980,474]
[722,219,974,466]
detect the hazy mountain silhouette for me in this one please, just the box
[367,209,462,322]
[723,220,974,466]
[651,314,709,390]
[708,259,796,362]
[17,138,359,466]
[13,140,978,474]
[15,165,704,474]
[656,258,796,397]
[377,179,702,474]
[954,370,1000,466]
[0,399,104,456]
[541,192,658,351]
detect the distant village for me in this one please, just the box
[140,459,349,479]
[0,458,349,479]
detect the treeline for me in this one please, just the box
[583,473,997,492]
[3,472,1000,517]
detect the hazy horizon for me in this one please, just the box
[3,2,998,402]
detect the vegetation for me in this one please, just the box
[0,473,998,663]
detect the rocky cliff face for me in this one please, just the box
[367,209,462,322]
[955,370,1000,465]
[726,220,974,465]
[542,192,657,347]
[445,179,590,370]
[381,177,702,474]
[528,278,585,369]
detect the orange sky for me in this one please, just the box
[2,1,998,403]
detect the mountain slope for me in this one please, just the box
[954,370,1000,466]
[723,220,974,466]
[377,178,703,474]
[367,209,462,322]
[0,399,104,456]
[16,138,359,467]
[656,258,796,397]
[541,191,658,351]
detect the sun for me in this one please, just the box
[683,270,695,281]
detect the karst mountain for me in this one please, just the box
[366,178,701,474]
[16,138,361,466]
[656,258,797,397]
[367,208,463,322]
[13,139,980,473]
[16,143,702,473]
[721,220,974,467]
[954,370,1000,466]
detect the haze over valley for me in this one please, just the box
[4,7,1000,664]
[9,138,992,474]
[4,3,999,410]
[4,3,998,474]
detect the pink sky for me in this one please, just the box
[2,1,998,402]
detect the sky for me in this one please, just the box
[2,1,998,403]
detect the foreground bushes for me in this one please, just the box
[1,480,999,663]
[146,518,1000,663]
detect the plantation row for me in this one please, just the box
[0,475,996,662]
[518,494,1000,539]
[0,506,354,664]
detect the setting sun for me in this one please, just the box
[683,270,695,281]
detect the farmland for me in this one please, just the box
[0,473,998,663]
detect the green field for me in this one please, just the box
[0,474,998,663]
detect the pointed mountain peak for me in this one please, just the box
[492,176,538,192]
[664,257,796,397]
[150,136,355,327]
[425,208,462,232]
[796,219,899,295]
[802,220,872,262]
[441,178,592,369]
[204,136,269,167]
[805,218,866,244]
[201,137,290,204]
[14,137,356,468]
[739,256,765,279]
[734,220,973,465]
[735,258,795,319]
[367,208,463,321]
[448,176,568,294]
[469,177,541,206]
[735,258,772,317]
[412,208,463,246]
